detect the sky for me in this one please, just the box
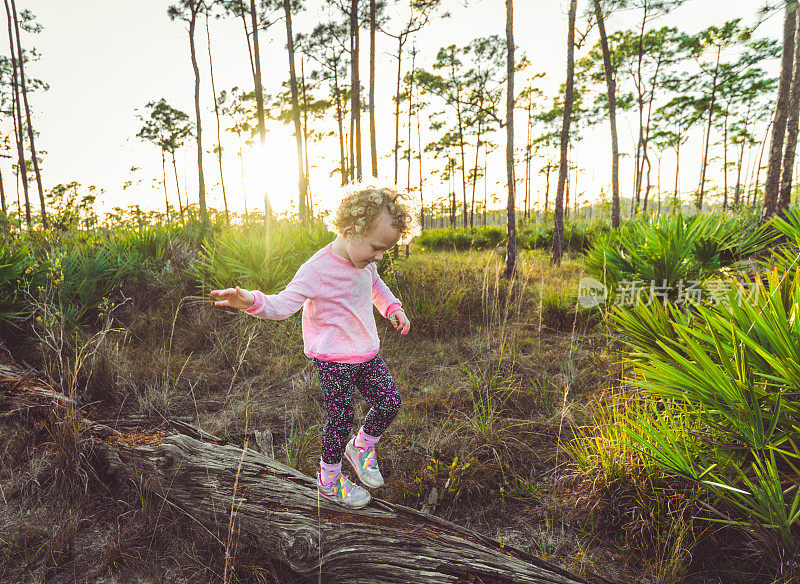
[16,0,785,220]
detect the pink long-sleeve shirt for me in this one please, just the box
[242,242,402,363]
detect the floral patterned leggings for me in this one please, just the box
[312,354,402,465]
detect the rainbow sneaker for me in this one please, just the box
[345,437,385,488]
[316,472,371,509]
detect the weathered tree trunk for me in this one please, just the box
[504,0,517,279]
[4,0,28,230]
[779,6,800,216]
[206,14,229,225]
[284,0,308,224]
[0,359,587,584]
[552,0,577,266]
[10,0,45,229]
[764,0,797,221]
[594,0,620,229]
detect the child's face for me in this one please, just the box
[343,211,401,269]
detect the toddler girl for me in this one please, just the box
[210,186,412,509]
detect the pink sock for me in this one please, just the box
[319,460,341,486]
[353,427,380,450]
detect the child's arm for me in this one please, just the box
[370,267,410,334]
[211,263,317,320]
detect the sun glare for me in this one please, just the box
[243,129,300,215]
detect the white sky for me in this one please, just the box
[16,0,784,219]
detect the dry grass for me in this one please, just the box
[1,246,747,583]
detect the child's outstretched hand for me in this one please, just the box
[210,286,255,310]
[389,310,411,335]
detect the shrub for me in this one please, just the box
[193,220,335,294]
[603,269,800,567]
[584,213,774,304]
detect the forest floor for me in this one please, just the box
[0,249,774,584]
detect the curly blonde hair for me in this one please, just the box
[332,185,412,239]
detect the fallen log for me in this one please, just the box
[0,357,589,584]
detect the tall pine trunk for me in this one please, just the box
[284,0,308,223]
[206,15,229,224]
[594,0,620,229]
[301,60,312,215]
[334,74,347,185]
[552,0,577,266]
[171,151,184,219]
[394,35,404,184]
[162,149,170,223]
[697,47,721,210]
[779,6,800,215]
[470,114,482,230]
[504,0,517,278]
[350,0,362,181]
[250,0,272,220]
[407,48,415,196]
[10,0,44,228]
[764,0,797,220]
[187,3,207,223]
[369,0,377,178]
[452,60,468,228]
[4,0,28,229]
[417,80,424,229]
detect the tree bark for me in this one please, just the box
[250,0,273,221]
[697,46,721,211]
[408,46,415,194]
[470,113,483,230]
[10,0,45,229]
[0,358,588,584]
[251,0,266,145]
[594,0,620,229]
[301,59,313,216]
[171,151,185,219]
[4,0,28,230]
[206,14,229,225]
[188,3,208,224]
[394,34,404,185]
[417,75,425,230]
[505,0,517,279]
[369,0,378,178]
[284,0,308,224]
[351,0,362,181]
[453,61,468,229]
[779,6,800,215]
[162,148,170,223]
[764,0,797,221]
[552,0,577,266]
[334,73,348,185]
[0,167,6,218]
